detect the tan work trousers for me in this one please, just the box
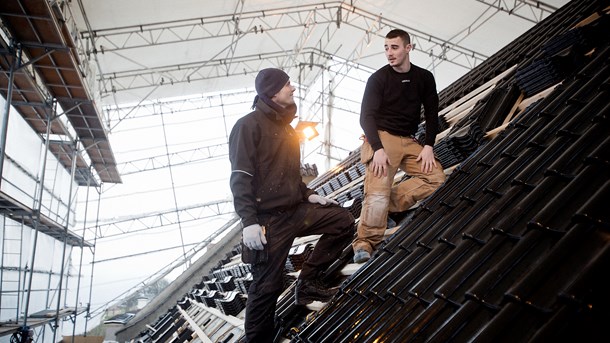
[352,130,446,254]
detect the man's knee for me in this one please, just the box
[430,168,446,188]
[360,193,390,227]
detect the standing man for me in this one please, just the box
[229,68,355,342]
[352,29,446,263]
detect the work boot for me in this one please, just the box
[295,279,339,305]
[353,249,371,263]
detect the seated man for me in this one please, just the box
[352,29,446,264]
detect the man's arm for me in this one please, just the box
[417,70,440,173]
[228,120,259,227]
[360,74,384,151]
[361,73,391,178]
[422,70,440,147]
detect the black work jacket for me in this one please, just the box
[229,100,315,227]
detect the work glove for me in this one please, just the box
[242,224,266,250]
[308,194,338,206]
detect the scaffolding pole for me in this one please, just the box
[83,187,102,334]
[71,166,93,340]
[0,44,21,187]
[22,100,55,330]
[52,140,80,343]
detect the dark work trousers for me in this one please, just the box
[244,202,355,343]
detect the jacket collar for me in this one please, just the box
[256,98,297,126]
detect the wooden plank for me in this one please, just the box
[439,64,518,117]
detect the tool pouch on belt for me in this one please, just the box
[360,135,374,164]
[241,226,268,265]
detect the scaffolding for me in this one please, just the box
[0,0,119,341]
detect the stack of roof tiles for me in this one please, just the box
[190,288,206,303]
[300,163,318,178]
[215,276,236,292]
[433,123,486,168]
[289,1,610,341]
[208,257,254,294]
[233,272,253,294]
[415,116,450,148]
[135,307,185,343]
[285,244,314,273]
[309,150,361,195]
[214,291,246,317]
[201,290,222,308]
[203,278,219,291]
[212,262,252,279]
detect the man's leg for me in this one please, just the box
[390,138,445,212]
[291,203,354,304]
[352,131,401,257]
[243,214,297,342]
[294,203,355,279]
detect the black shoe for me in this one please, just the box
[295,279,339,305]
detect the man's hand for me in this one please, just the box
[242,224,266,250]
[308,194,338,206]
[371,148,390,178]
[416,145,438,174]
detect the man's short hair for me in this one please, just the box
[386,29,411,45]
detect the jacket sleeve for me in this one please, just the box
[422,70,440,146]
[228,119,259,227]
[301,183,317,201]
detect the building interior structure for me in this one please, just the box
[0,0,608,342]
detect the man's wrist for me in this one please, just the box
[242,218,258,227]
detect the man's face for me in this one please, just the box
[384,36,411,68]
[272,80,295,107]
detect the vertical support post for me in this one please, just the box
[324,73,333,170]
[0,44,22,187]
[52,139,79,343]
[22,99,55,328]
[298,64,305,162]
[83,186,102,334]
[71,166,92,340]
[0,216,5,314]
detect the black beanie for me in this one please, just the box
[252,68,289,109]
[255,68,290,98]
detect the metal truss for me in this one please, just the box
[117,142,229,175]
[99,48,372,100]
[86,2,489,95]
[104,88,252,129]
[99,49,293,95]
[86,199,235,239]
[476,0,559,23]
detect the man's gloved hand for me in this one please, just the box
[242,224,267,250]
[308,194,339,206]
